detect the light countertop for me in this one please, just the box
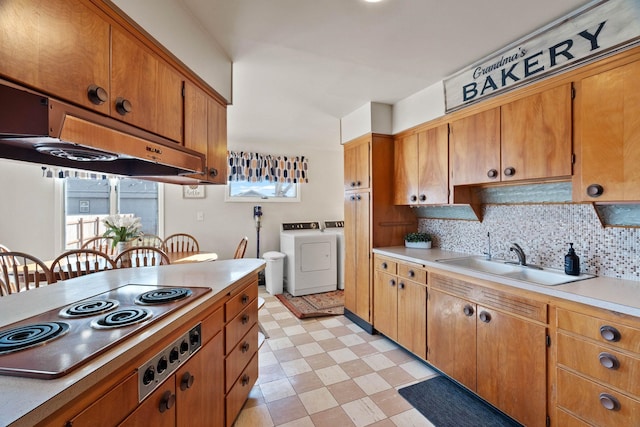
[0,258,265,427]
[373,247,640,317]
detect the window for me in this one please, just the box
[225,181,300,202]
[64,178,160,249]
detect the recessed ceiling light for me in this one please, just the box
[364,0,384,3]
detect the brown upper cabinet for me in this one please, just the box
[450,84,572,186]
[576,59,640,202]
[0,0,111,114]
[343,137,370,190]
[394,124,449,205]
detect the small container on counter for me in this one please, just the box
[564,243,580,276]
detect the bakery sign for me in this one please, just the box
[444,0,640,112]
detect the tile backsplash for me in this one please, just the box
[419,204,639,281]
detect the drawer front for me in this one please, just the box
[557,368,640,427]
[225,323,259,393]
[556,409,593,427]
[226,282,258,321]
[201,307,224,346]
[226,352,258,427]
[374,256,397,274]
[225,299,258,353]
[69,372,138,426]
[398,263,427,284]
[557,308,640,354]
[558,333,640,396]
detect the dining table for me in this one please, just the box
[168,252,218,264]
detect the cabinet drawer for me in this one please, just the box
[398,263,427,284]
[557,308,640,354]
[226,352,258,427]
[201,306,224,346]
[226,283,258,321]
[225,299,258,353]
[557,368,640,427]
[69,372,138,426]
[558,333,640,396]
[374,256,397,274]
[225,323,259,393]
[556,408,593,427]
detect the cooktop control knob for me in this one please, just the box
[142,367,155,385]
[157,356,168,374]
[169,347,179,364]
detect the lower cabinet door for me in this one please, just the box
[119,379,176,427]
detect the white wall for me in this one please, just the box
[163,147,344,260]
[392,82,445,134]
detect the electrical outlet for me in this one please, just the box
[196,211,204,221]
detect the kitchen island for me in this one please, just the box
[0,258,265,427]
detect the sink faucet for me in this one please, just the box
[509,243,527,266]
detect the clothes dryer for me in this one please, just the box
[280,222,337,296]
[323,220,344,290]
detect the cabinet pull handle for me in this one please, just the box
[599,393,621,411]
[487,169,498,179]
[356,181,361,186]
[241,374,251,386]
[419,194,427,202]
[399,282,405,289]
[159,390,176,413]
[356,194,362,201]
[209,168,219,177]
[350,195,356,201]
[115,97,132,115]
[241,342,250,353]
[390,279,396,287]
[180,372,195,390]
[410,195,417,202]
[381,262,388,269]
[598,352,620,370]
[463,304,474,317]
[241,294,249,304]
[503,167,516,177]
[408,270,415,278]
[587,184,604,198]
[87,84,108,105]
[350,181,356,187]
[600,325,621,342]
[479,311,491,323]
[241,314,250,324]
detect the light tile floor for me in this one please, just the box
[233,287,439,427]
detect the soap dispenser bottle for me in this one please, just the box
[564,243,580,276]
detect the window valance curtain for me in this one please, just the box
[227,151,309,183]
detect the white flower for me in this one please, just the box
[103,214,142,244]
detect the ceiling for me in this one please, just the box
[179,0,591,151]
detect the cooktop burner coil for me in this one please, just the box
[59,299,120,318]
[90,308,152,329]
[134,288,192,305]
[0,322,69,354]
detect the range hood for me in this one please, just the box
[0,81,205,177]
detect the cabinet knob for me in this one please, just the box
[241,341,250,353]
[390,279,396,287]
[241,314,250,324]
[586,184,604,198]
[463,304,475,317]
[410,195,418,202]
[180,372,195,390]
[241,374,251,386]
[503,167,516,177]
[158,390,176,413]
[87,85,108,105]
[419,194,427,202]
[356,194,362,201]
[479,311,492,323]
[600,325,621,342]
[599,393,621,411]
[487,169,498,179]
[399,282,405,289]
[350,182,356,187]
[381,262,388,269]
[598,352,620,370]
[408,270,415,278]
[241,294,249,304]
[209,168,219,177]
[350,195,356,201]
[356,181,362,186]
[115,97,133,115]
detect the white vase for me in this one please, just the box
[405,240,432,249]
[116,241,130,255]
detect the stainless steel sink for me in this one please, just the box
[435,256,596,286]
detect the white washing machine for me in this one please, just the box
[280,222,337,296]
[323,220,344,290]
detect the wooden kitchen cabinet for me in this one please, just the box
[575,59,640,202]
[373,255,428,359]
[343,134,416,328]
[394,124,449,205]
[428,273,548,427]
[556,307,640,426]
[111,27,183,143]
[184,81,228,183]
[0,0,111,114]
[450,84,572,186]
[119,380,176,427]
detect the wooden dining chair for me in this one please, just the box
[0,252,55,295]
[162,233,200,253]
[50,249,117,281]
[114,246,171,268]
[0,244,11,253]
[81,236,117,257]
[233,236,249,259]
[131,234,164,248]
